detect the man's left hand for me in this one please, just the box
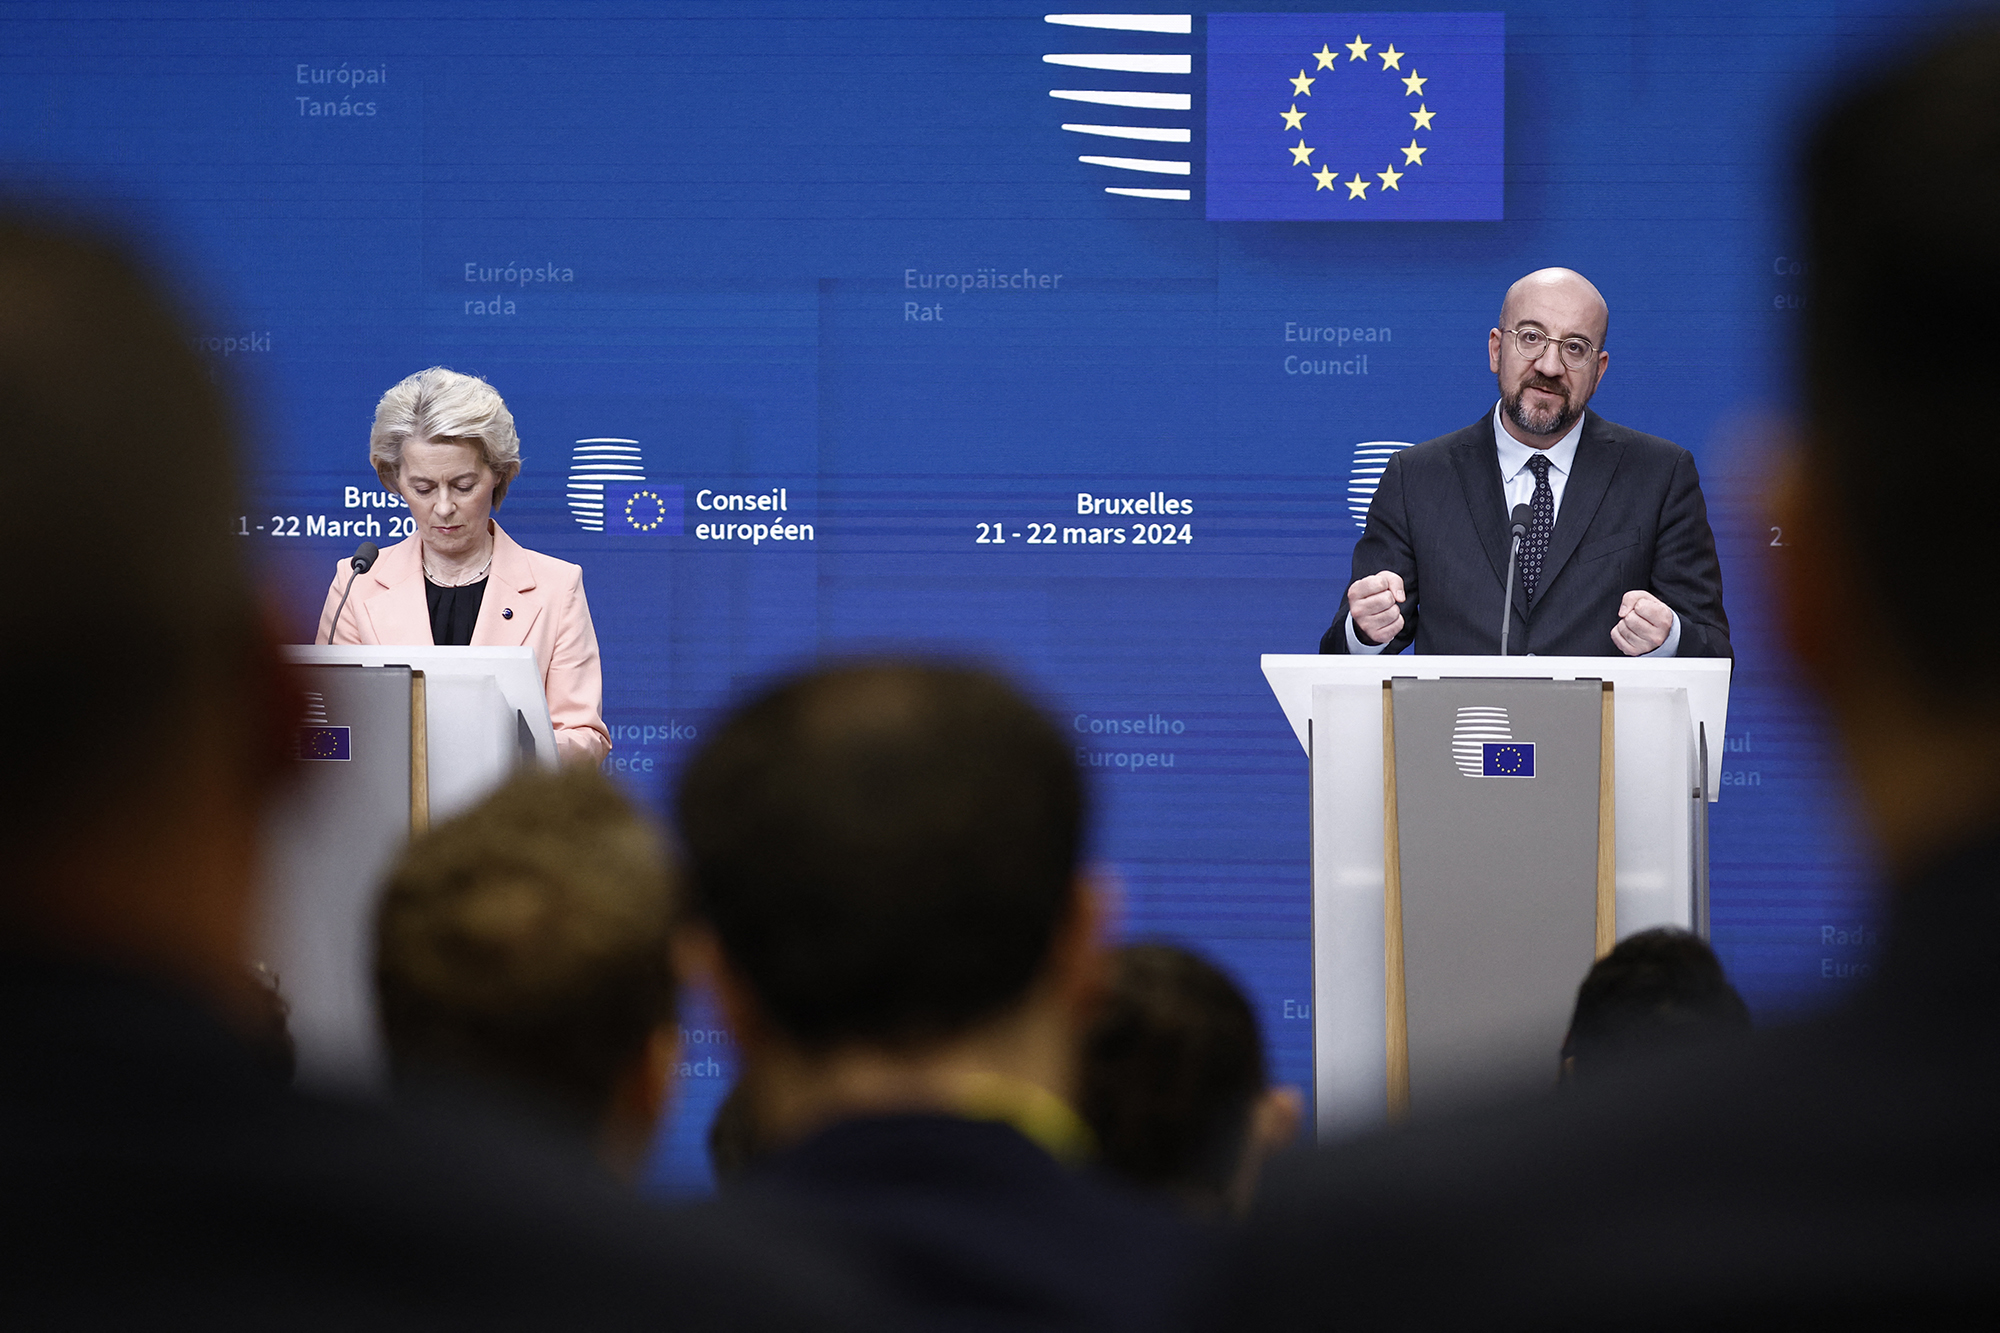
[1611,590,1674,655]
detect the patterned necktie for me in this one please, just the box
[1519,452,1555,603]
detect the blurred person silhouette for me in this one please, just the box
[1079,943,1301,1219]
[1216,21,2000,1328]
[707,1078,768,1185]
[1559,928,1750,1083]
[675,660,1210,1331]
[375,765,680,1180]
[0,211,870,1329]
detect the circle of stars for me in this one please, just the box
[1281,33,1435,202]
[624,488,667,531]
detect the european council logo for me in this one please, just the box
[1450,705,1533,778]
[294,690,351,762]
[567,437,683,535]
[1206,13,1504,221]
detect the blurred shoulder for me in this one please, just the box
[1222,1012,1975,1328]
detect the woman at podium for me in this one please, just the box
[314,367,611,766]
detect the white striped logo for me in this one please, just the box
[1045,13,1195,202]
[1348,440,1412,528]
[1450,706,1511,778]
[567,438,644,531]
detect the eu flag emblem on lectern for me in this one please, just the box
[1482,742,1535,778]
[296,725,351,762]
[1206,13,1504,221]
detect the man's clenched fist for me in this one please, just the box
[1611,589,1674,655]
[1347,570,1407,646]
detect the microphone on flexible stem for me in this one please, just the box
[322,541,380,644]
[1500,503,1531,656]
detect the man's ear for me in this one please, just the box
[671,924,772,1054]
[600,1023,681,1181]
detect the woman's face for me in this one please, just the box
[396,438,497,558]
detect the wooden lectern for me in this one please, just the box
[259,646,558,1088]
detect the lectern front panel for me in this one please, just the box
[1390,678,1605,1108]
[260,665,417,1088]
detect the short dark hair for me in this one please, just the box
[0,213,273,865]
[1561,928,1750,1078]
[675,660,1084,1052]
[375,766,678,1123]
[1079,943,1268,1208]
[1801,22,2000,692]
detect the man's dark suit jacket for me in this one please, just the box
[1213,830,2000,1327]
[1320,410,1731,657]
[0,955,873,1330]
[737,1113,1211,1332]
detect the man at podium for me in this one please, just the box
[1323,268,1730,659]
[315,367,611,764]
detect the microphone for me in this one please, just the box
[323,541,380,644]
[1500,503,1531,656]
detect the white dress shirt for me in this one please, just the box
[1345,402,1681,656]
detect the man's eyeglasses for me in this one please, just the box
[1503,327,1600,369]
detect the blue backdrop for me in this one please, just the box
[1,0,1918,1193]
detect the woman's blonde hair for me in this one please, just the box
[369,367,522,504]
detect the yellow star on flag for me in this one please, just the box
[1312,164,1338,190]
[1281,104,1306,131]
[1376,163,1404,191]
[1289,140,1315,166]
[1313,44,1339,70]
[1345,35,1371,61]
[1290,69,1315,96]
[1402,69,1427,96]
[1345,173,1370,199]
[1378,45,1404,70]
[1410,103,1436,131]
[1401,138,1428,166]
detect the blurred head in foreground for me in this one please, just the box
[1080,943,1301,1219]
[0,212,289,1012]
[675,660,1103,1149]
[1559,928,1749,1082]
[1775,23,2000,872]
[375,765,680,1177]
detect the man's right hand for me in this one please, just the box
[1347,570,1406,646]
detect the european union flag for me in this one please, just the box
[1206,13,1504,221]
[1482,741,1534,778]
[296,725,351,762]
[604,484,684,535]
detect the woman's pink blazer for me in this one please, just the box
[315,521,612,765]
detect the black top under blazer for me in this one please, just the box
[1320,409,1731,657]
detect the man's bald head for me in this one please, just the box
[1499,268,1610,347]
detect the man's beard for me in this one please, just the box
[1502,376,1579,438]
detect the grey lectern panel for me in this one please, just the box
[1392,678,1604,1108]
[259,665,415,1089]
